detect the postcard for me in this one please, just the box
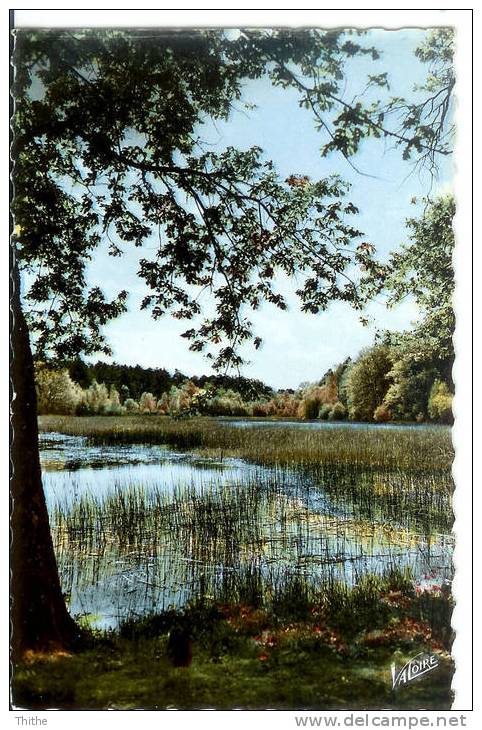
[8,7,475,724]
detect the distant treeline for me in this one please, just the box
[68,359,274,402]
[35,343,453,424]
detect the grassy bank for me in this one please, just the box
[13,570,454,710]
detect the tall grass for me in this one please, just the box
[306,463,453,533]
[41,414,454,533]
[39,415,454,471]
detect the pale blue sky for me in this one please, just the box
[35,28,454,389]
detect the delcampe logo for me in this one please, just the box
[391,652,439,689]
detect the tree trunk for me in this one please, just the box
[10,254,79,660]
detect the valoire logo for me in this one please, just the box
[391,652,439,689]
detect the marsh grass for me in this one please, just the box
[50,469,453,628]
[42,415,453,535]
[42,415,454,626]
[308,464,453,533]
[39,415,454,471]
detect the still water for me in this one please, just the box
[40,429,453,629]
[224,419,438,431]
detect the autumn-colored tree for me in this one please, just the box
[35,366,82,415]
[139,392,157,413]
[428,380,453,424]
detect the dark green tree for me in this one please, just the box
[383,194,455,399]
[346,345,393,421]
[68,358,92,389]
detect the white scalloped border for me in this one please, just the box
[5,6,475,721]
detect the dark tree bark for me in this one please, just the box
[10,253,79,660]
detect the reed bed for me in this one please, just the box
[39,415,454,472]
[41,414,454,628]
[306,463,453,533]
[50,471,453,626]
[17,415,455,711]
[41,414,454,534]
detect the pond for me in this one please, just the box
[40,429,454,630]
[224,418,443,431]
